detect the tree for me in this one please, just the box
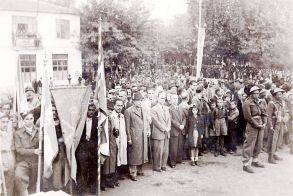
[80,0,152,73]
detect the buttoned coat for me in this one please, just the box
[243,97,267,132]
[169,105,186,137]
[151,103,171,140]
[124,105,150,165]
[14,126,39,163]
[109,111,127,166]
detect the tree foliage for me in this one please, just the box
[80,0,151,68]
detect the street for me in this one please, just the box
[103,147,293,196]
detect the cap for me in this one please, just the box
[169,83,177,89]
[132,92,143,101]
[25,86,35,93]
[250,86,261,93]
[272,88,285,96]
[109,89,116,94]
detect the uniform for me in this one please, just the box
[267,96,285,162]
[242,92,267,171]
[14,126,39,195]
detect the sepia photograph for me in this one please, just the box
[0,0,293,195]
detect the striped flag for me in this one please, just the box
[41,66,58,179]
[14,56,27,127]
[94,19,109,154]
[93,18,109,196]
[196,27,205,80]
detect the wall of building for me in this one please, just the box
[0,10,81,88]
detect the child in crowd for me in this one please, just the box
[187,105,202,166]
[213,99,228,157]
[227,100,239,154]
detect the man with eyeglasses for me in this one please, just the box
[242,86,267,173]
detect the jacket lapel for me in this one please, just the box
[133,107,142,118]
[31,126,38,140]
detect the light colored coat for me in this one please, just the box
[124,105,150,165]
[151,103,171,140]
[110,111,127,166]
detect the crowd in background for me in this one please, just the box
[0,64,293,195]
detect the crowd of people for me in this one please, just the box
[0,67,293,196]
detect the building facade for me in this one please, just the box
[0,0,81,87]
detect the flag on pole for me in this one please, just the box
[196,27,205,80]
[94,18,109,157]
[51,86,91,183]
[93,18,108,196]
[14,56,27,127]
[41,66,58,179]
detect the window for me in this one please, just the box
[19,54,36,82]
[52,54,68,80]
[12,16,37,38]
[56,19,70,39]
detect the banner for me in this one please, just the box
[94,19,109,157]
[14,56,27,127]
[51,86,91,182]
[196,27,205,80]
[41,66,58,179]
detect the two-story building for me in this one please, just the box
[0,0,81,87]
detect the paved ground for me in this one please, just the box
[102,147,293,196]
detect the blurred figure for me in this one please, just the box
[0,114,16,196]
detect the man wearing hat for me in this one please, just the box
[124,92,150,181]
[242,86,267,173]
[25,86,40,112]
[267,88,286,163]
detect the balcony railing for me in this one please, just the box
[12,33,42,50]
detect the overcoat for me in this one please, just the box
[109,111,127,166]
[102,119,118,175]
[124,105,150,165]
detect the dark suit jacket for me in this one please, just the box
[76,116,98,154]
[169,105,186,136]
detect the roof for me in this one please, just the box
[0,0,79,15]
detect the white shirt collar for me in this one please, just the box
[25,126,33,135]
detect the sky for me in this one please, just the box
[75,0,188,23]
[148,0,188,23]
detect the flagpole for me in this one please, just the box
[97,16,102,196]
[36,54,47,192]
[194,0,203,78]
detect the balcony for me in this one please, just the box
[12,33,42,50]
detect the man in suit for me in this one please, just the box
[119,90,133,114]
[169,94,186,168]
[151,91,171,172]
[124,92,150,181]
[75,103,98,195]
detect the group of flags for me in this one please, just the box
[10,19,108,195]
